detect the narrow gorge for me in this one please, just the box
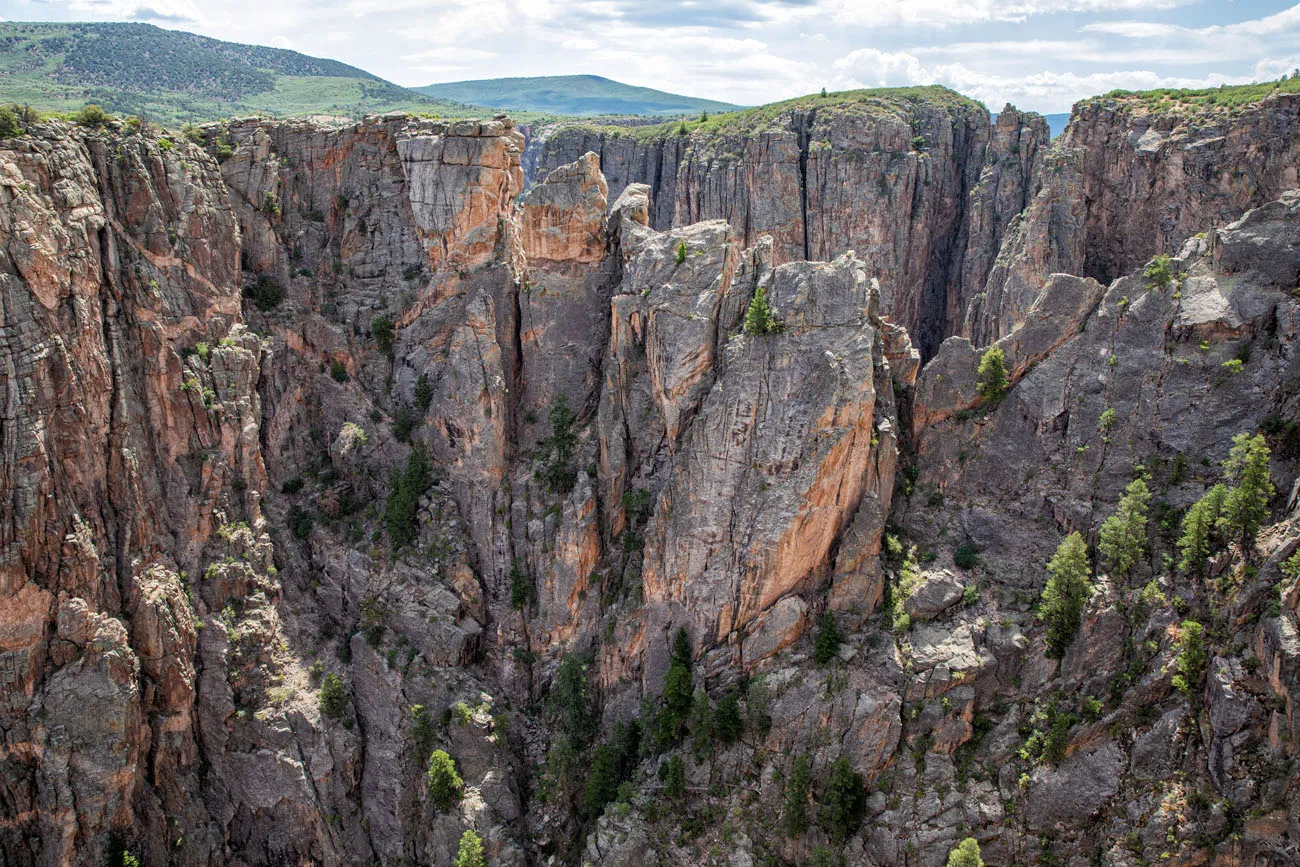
[1,85,1298,867]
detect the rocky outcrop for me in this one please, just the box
[966,91,1300,343]
[533,90,1049,357]
[4,95,1300,867]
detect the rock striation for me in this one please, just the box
[1,88,1299,867]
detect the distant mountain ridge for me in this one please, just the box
[0,21,487,124]
[416,74,742,117]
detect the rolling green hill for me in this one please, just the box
[0,21,498,125]
[415,74,742,117]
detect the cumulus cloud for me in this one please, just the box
[2,0,1293,113]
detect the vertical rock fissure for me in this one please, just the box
[795,110,815,262]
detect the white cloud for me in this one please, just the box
[830,0,1203,28]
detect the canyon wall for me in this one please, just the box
[1,90,1298,867]
[532,90,1048,357]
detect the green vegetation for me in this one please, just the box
[414,74,740,117]
[0,21,492,124]
[245,276,284,312]
[384,446,432,549]
[552,654,595,747]
[319,673,347,719]
[1040,532,1093,657]
[1096,75,1300,117]
[562,85,984,145]
[584,745,621,817]
[1171,619,1206,696]
[662,754,686,800]
[653,629,695,747]
[976,345,1008,403]
[1144,254,1173,289]
[414,374,433,413]
[426,749,463,810]
[0,105,19,138]
[782,754,812,837]
[947,837,985,867]
[329,360,350,383]
[818,757,866,843]
[812,612,842,664]
[743,285,780,336]
[509,558,534,611]
[534,394,579,495]
[1098,477,1151,578]
[1219,433,1274,553]
[1178,484,1227,576]
[452,829,485,867]
[954,542,979,570]
[370,316,395,356]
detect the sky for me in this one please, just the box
[1,0,1298,113]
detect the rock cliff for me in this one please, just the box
[965,90,1300,344]
[1,88,1298,867]
[531,89,1048,358]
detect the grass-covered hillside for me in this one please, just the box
[560,85,988,142]
[415,74,742,117]
[1090,76,1300,116]
[0,21,494,124]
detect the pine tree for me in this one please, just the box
[817,757,866,843]
[976,345,1008,402]
[583,746,620,817]
[946,837,985,867]
[453,830,485,867]
[534,394,579,495]
[319,673,347,719]
[1218,432,1274,553]
[812,612,842,664]
[662,754,686,800]
[1097,477,1151,578]
[1040,532,1093,657]
[743,285,778,335]
[427,749,463,810]
[782,754,812,837]
[714,691,742,746]
[1178,483,1226,576]
[552,655,594,747]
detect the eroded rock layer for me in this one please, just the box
[1,94,1298,867]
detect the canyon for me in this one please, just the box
[0,85,1297,867]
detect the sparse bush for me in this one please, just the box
[976,346,1008,402]
[452,829,485,867]
[812,612,842,664]
[743,285,779,335]
[662,754,686,800]
[426,749,463,810]
[509,558,533,611]
[675,239,688,264]
[319,673,347,719]
[370,316,395,355]
[946,837,985,867]
[1145,254,1172,289]
[329,360,350,383]
[954,542,979,570]
[73,104,110,126]
[245,276,284,311]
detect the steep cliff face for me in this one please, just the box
[532,89,1048,357]
[966,91,1300,344]
[3,95,1299,867]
